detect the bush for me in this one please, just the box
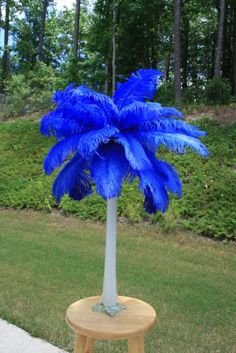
[182,82,205,104]
[205,77,232,105]
[0,63,59,120]
[155,83,175,106]
[0,118,235,240]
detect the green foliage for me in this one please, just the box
[0,118,235,240]
[155,83,175,106]
[205,77,232,105]
[0,63,59,119]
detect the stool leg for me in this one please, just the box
[74,333,87,353]
[128,335,144,353]
[85,337,94,353]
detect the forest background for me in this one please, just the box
[0,0,235,112]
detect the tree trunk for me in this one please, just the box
[73,0,81,60]
[164,53,170,88]
[38,0,48,61]
[104,61,109,95]
[233,3,236,95]
[1,0,10,91]
[102,198,118,307]
[173,0,182,103]
[0,1,2,35]
[112,0,117,94]
[181,11,189,89]
[214,0,225,77]
[222,2,229,79]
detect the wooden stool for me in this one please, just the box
[66,296,157,353]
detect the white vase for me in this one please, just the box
[93,197,126,317]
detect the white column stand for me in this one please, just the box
[102,197,118,306]
[93,197,126,317]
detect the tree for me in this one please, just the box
[173,0,182,102]
[233,2,236,94]
[112,0,117,93]
[40,69,208,316]
[214,0,225,77]
[1,0,10,91]
[13,0,52,70]
[0,1,2,35]
[73,0,81,59]
[38,0,48,61]
[181,2,189,89]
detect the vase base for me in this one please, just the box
[92,301,127,317]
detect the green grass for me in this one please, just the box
[0,209,235,353]
[0,118,236,240]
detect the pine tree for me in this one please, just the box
[1,0,10,91]
[214,0,225,77]
[173,0,182,102]
[39,0,48,61]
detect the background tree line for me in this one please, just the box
[0,0,235,119]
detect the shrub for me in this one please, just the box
[205,77,231,105]
[0,63,59,120]
[155,83,175,106]
[0,118,235,240]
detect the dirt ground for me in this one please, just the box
[185,105,236,125]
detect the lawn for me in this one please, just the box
[0,208,235,353]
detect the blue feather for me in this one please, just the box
[91,142,129,199]
[139,132,209,156]
[113,69,163,109]
[143,118,206,138]
[120,102,203,138]
[43,135,81,175]
[78,127,119,158]
[73,86,119,125]
[60,101,106,130]
[120,102,185,131]
[40,103,104,139]
[147,103,183,118]
[53,154,92,203]
[41,68,209,214]
[138,169,169,213]
[116,133,152,170]
[145,150,182,197]
[52,84,75,104]
[40,114,81,138]
[120,102,151,129]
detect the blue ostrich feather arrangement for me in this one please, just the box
[40,69,208,214]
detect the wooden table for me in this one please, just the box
[66,296,157,353]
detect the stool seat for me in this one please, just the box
[66,296,157,353]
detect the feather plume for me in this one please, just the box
[143,118,206,138]
[113,69,163,109]
[116,133,152,170]
[138,169,169,213]
[120,102,186,131]
[120,102,205,137]
[146,150,182,197]
[147,102,183,118]
[53,154,92,203]
[43,135,81,175]
[78,127,119,158]
[91,143,129,199]
[40,114,81,138]
[73,86,119,125]
[41,68,209,214]
[139,132,209,156]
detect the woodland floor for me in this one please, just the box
[0,208,235,353]
[185,105,236,125]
